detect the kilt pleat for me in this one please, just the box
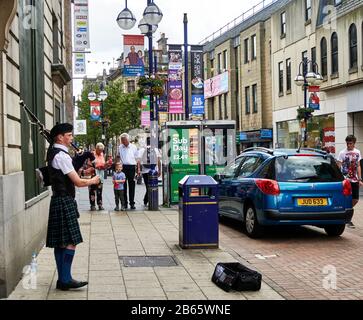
[46,196,83,248]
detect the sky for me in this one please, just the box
[73,0,265,97]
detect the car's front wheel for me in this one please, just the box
[324,224,345,237]
[244,205,264,238]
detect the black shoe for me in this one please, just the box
[90,206,96,211]
[114,206,120,211]
[56,279,88,291]
[98,206,104,211]
[130,205,136,210]
[346,221,356,229]
[121,206,126,211]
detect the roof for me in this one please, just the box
[203,0,292,51]
[241,147,329,157]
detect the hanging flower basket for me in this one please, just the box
[296,107,315,121]
[137,76,164,98]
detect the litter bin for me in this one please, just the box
[179,175,219,249]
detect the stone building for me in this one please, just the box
[0,0,73,297]
[202,0,291,151]
[272,0,363,154]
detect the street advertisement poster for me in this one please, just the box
[74,120,87,135]
[204,71,229,99]
[123,35,145,77]
[158,81,169,113]
[170,128,199,202]
[141,96,150,127]
[322,127,335,154]
[90,101,101,121]
[73,0,90,51]
[168,45,183,114]
[191,47,205,115]
[309,92,320,110]
[74,53,86,74]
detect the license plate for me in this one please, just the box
[297,198,328,206]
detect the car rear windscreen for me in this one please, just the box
[275,156,344,182]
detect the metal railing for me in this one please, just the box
[199,0,280,45]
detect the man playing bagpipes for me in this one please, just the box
[20,101,99,290]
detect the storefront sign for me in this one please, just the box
[260,129,273,139]
[74,120,87,135]
[191,47,205,115]
[239,129,273,142]
[73,0,90,51]
[123,35,145,77]
[204,72,229,99]
[74,52,86,74]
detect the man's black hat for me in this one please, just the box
[50,123,73,140]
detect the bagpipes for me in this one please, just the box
[20,100,95,186]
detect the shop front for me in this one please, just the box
[239,129,273,151]
[276,114,335,154]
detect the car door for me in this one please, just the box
[233,155,264,219]
[219,156,245,217]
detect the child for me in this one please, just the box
[113,163,127,211]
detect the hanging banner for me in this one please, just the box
[90,101,101,121]
[191,46,205,115]
[74,52,86,74]
[168,45,183,114]
[74,120,87,135]
[309,92,320,110]
[123,35,145,77]
[141,96,150,127]
[159,112,168,126]
[204,71,229,99]
[73,0,90,51]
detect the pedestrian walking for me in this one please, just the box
[89,142,107,211]
[337,135,363,228]
[113,163,127,211]
[118,133,141,210]
[138,137,161,207]
[46,123,100,290]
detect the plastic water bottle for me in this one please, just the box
[30,252,37,274]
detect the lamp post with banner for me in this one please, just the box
[117,0,163,210]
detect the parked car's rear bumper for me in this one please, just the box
[260,209,353,225]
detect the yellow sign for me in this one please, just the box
[297,198,328,206]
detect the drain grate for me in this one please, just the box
[120,256,178,267]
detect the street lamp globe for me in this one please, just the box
[143,1,163,25]
[294,74,305,86]
[116,7,136,30]
[305,71,317,85]
[138,18,157,35]
[314,73,324,85]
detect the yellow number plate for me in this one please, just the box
[297,198,328,206]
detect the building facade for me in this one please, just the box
[272,0,363,154]
[0,0,72,297]
[202,0,291,151]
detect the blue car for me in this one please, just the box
[216,147,353,238]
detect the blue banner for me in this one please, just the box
[191,95,205,115]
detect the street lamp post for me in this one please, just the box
[294,58,323,147]
[117,0,163,210]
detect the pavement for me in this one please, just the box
[5,178,363,300]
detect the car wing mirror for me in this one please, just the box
[214,173,226,182]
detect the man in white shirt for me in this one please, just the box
[118,133,141,209]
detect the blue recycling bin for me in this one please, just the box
[179,175,219,249]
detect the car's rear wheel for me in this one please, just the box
[244,205,264,238]
[324,224,345,237]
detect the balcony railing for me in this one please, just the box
[199,0,279,45]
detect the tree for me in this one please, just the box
[75,78,141,149]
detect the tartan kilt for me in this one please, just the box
[46,196,83,248]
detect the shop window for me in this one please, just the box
[320,37,327,77]
[331,32,339,75]
[349,23,358,70]
[127,80,136,92]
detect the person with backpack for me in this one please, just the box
[138,137,161,207]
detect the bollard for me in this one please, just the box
[148,168,159,211]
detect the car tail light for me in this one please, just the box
[255,179,280,195]
[342,179,352,196]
